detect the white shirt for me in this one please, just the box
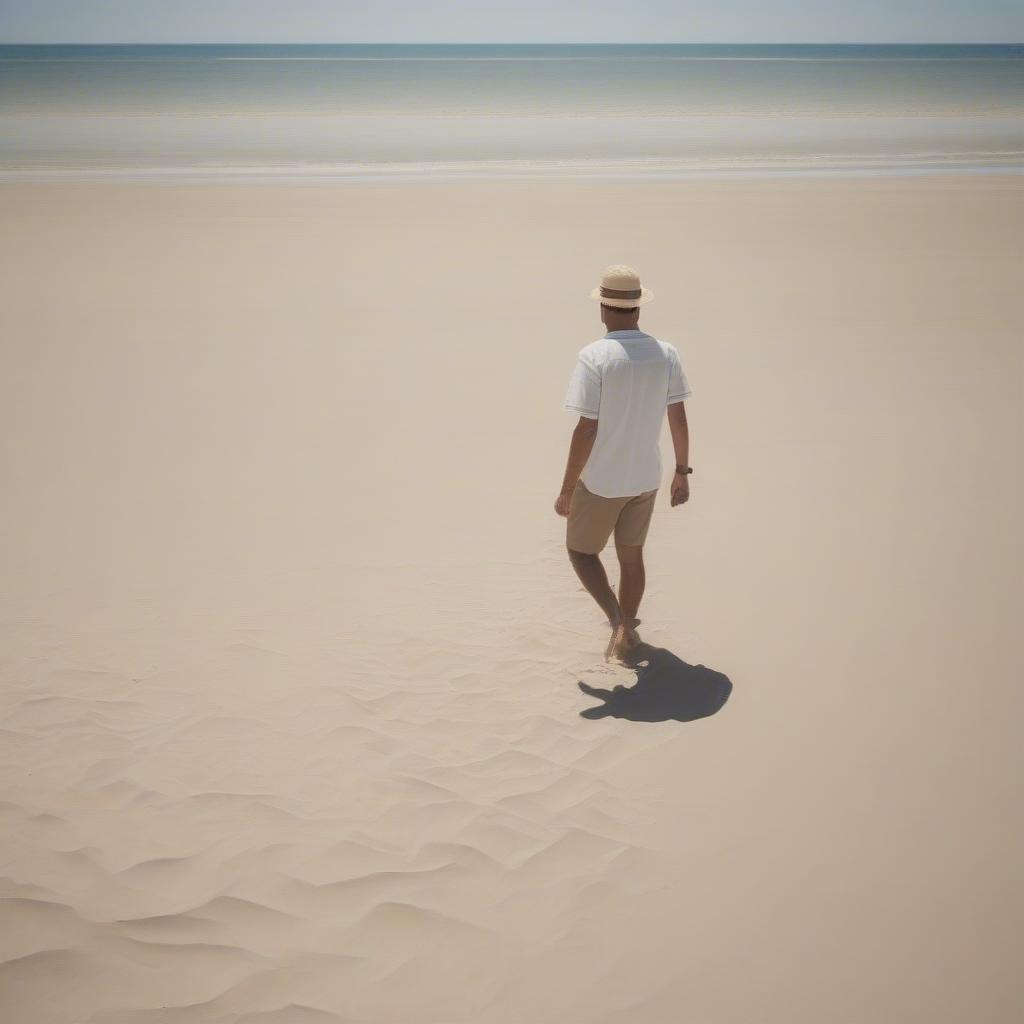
[564,329,692,498]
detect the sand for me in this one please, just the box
[0,175,1022,1023]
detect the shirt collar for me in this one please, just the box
[605,329,648,338]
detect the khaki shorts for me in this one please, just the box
[566,478,658,554]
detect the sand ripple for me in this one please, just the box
[0,556,705,1022]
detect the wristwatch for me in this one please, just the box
[675,465,693,475]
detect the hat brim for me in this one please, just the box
[590,286,654,307]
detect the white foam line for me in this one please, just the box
[3,110,1020,119]
[2,156,1020,185]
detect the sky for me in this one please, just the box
[0,0,1021,44]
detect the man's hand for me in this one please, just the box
[554,488,574,517]
[670,471,690,507]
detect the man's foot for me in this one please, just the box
[604,621,641,663]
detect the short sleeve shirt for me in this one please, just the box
[564,329,692,497]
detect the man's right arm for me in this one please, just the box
[667,400,689,470]
[667,397,690,507]
[666,401,690,506]
[665,344,692,506]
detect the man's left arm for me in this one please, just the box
[559,415,598,499]
[556,351,601,514]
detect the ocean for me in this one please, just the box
[1,43,1022,181]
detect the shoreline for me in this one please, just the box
[2,166,1023,186]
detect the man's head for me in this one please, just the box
[591,265,652,331]
[600,301,641,332]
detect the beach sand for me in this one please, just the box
[1,175,1022,1022]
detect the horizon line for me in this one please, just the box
[1,40,1022,47]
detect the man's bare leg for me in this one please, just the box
[567,547,624,629]
[615,542,645,629]
[587,541,645,662]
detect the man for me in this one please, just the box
[554,265,693,663]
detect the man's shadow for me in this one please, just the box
[578,640,732,721]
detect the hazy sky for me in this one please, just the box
[1,0,1021,44]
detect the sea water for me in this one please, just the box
[1,43,1021,181]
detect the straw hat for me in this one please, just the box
[589,264,654,308]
